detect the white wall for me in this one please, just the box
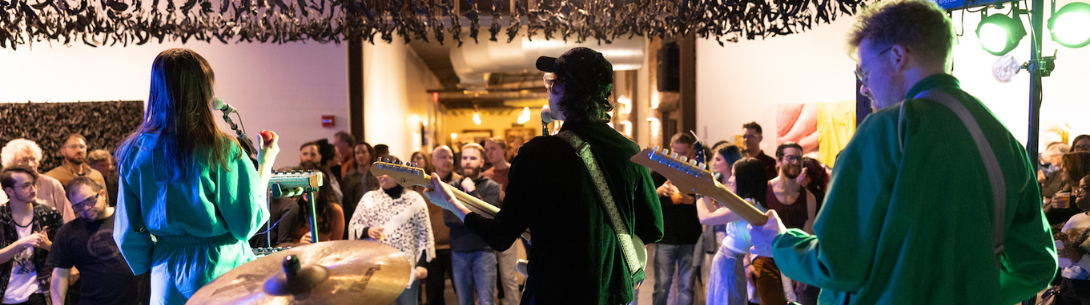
[696,19,859,155]
[0,41,349,169]
[362,42,441,160]
[696,1,1090,157]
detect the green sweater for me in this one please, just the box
[771,74,1057,305]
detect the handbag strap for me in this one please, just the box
[900,90,1006,260]
[556,130,643,276]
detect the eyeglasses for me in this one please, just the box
[72,194,99,210]
[854,47,893,83]
[1075,144,1090,152]
[742,134,759,139]
[781,155,802,163]
[1075,186,1090,197]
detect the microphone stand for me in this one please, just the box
[220,112,260,168]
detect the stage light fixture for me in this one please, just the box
[1049,2,1090,48]
[977,13,1028,56]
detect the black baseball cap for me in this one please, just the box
[536,47,613,98]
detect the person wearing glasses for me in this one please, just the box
[49,176,148,305]
[44,134,106,190]
[0,166,63,305]
[750,142,816,304]
[1073,135,1090,153]
[741,122,778,180]
[749,0,1056,304]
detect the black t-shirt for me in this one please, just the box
[651,172,704,245]
[47,214,149,305]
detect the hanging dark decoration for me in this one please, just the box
[0,0,869,49]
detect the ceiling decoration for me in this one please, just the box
[1,0,869,49]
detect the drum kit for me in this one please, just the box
[187,171,413,305]
[186,240,412,305]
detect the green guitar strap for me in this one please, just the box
[556,130,643,277]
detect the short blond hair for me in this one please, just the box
[846,0,955,65]
[1,139,42,168]
[88,149,113,165]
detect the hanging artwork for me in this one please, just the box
[0,101,143,171]
[0,0,871,49]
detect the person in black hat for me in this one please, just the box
[423,47,664,305]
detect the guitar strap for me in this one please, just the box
[556,130,643,277]
[900,90,1006,262]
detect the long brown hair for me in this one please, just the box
[1063,152,1090,185]
[116,48,238,182]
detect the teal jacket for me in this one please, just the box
[772,75,1057,305]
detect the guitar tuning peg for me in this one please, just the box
[697,162,705,170]
[652,146,660,153]
[671,152,679,159]
[679,156,688,163]
[662,149,670,156]
[689,159,697,167]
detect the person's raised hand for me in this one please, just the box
[257,130,280,167]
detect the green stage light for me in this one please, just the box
[976,14,1028,56]
[1049,2,1090,48]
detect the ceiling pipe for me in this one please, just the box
[450,30,646,88]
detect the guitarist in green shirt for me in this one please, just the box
[749,1,1057,304]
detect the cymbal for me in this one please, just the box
[187,240,411,305]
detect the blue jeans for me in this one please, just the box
[452,250,497,305]
[652,243,696,305]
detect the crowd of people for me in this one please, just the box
[2,0,1087,304]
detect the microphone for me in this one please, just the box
[540,106,554,123]
[212,97,237,115]
[540,106,554,136]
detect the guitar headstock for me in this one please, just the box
[630,146,718,195]
[370,159,432,188]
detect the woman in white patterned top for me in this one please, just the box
[349,171,435,305]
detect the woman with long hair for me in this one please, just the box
[113,48,279,304]
[410,151,435,175]
[697,157,768,305]
[293,164,345,243]
[340,142,378,239]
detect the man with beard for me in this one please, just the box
[2,139,74,223]
[0,166,63,305]
[444,143,500,305]
[752,141,816,305]
[742,122,778,180]
[45,134,106,189]
[425,146,457,305]
[49,176,149,305]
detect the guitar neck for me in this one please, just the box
[705,180,768,226]
[410,176,500,217]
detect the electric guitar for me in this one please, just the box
[371,160,648,278]
[369,161,532,241]
[630,146,769,226]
